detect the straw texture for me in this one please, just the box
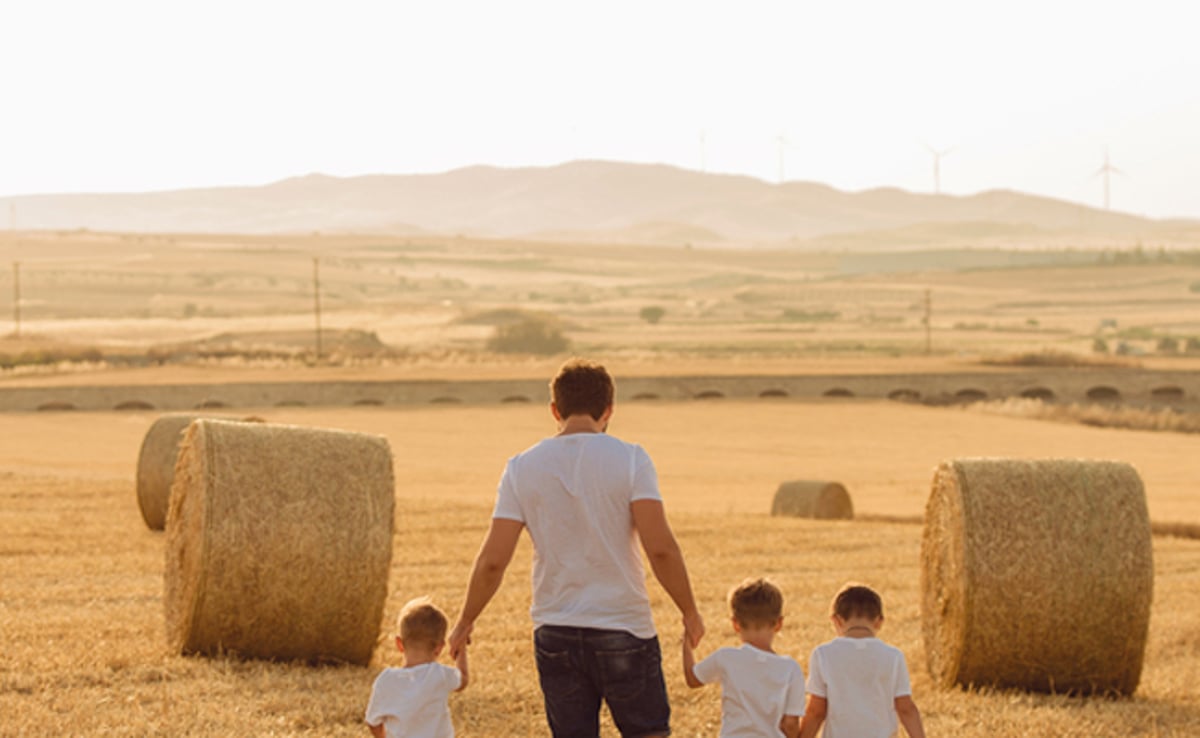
[164,419,394,664]
[770,480,853,520]
[921,458,1152,695]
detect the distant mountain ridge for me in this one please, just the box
[3,160,1195,247]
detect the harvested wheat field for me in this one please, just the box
[2,400,1199,736]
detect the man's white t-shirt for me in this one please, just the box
[365,663,462,738]
[692,644,806,738]
[806,637,912,738]
[492,433,662,638]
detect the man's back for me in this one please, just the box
[493,433,661,636]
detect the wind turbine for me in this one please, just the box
[1093,147,1123,210]
[924,144,954,195]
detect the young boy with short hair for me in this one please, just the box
[798,583,925,738]
[366,597,469,738]
[683,578,806,738]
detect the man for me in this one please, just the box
[448,358,704,737]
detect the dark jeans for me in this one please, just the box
[533,625,671,738]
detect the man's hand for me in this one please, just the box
[448,620,473,660]
[682,609,705,648]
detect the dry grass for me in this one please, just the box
[2,471,1199,736]
[2,402,1200,735]
[970,397,1200,435]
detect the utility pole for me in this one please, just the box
[312,257,322,361]
[923,288,932,355]
[12,261,21,338]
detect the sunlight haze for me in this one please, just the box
[2,0,1197,218]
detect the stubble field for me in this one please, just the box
[2,400,1198,737]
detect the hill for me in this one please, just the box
[3,160,1196,247]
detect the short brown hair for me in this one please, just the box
[550,359,614,421]
[729,578,784,628]
[397,596,448,649]
[831,583,883,621]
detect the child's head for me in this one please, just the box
[728,577,784,632]
[830,582,884,631]
[396,596,448,652]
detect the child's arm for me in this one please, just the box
[367,722,385,738]
[454,642,470,692]
[681,633,704,688]
[796,694,826,738]
[779,713,801,738]
[894,695,926,738]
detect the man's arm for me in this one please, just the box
[894,695,926,738]
[448,517,524,658]
[797,695,826,738]
[631,499,704,647]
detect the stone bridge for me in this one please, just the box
[0,367,1194,412]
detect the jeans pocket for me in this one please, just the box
[536,641,582,700]
[595,643,649,702]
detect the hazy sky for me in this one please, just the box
[2,0,1197,218]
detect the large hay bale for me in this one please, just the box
[164,419,394,664]
[770,480,853,520]
[921,458,1152,695]
[136,413,263,531]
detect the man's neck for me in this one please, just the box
[557,414,604,436]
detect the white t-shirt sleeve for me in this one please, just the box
[364,671,391,726]
[892,649,912,697]
[805,647,827,698]
[630,445,662,502]
[784,658,807,716]
[691,649,722,685]
[492,457,524,522]
[444,665,463,692]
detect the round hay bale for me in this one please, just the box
[137,413,268,531]
[164,419,394,665]
[921,458,1152,695]
[136,414,207,531]
[770,481,853,520]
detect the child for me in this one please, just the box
[366,597,469,738]
[798,583,925,738]
[683,578,805,738]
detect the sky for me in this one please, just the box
[1,0,1198,219]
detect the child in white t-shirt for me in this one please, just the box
[798,583,925,738]
[366,597,469,738]
[683,578,805,738]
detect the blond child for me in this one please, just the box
[798,583,925,738]
[683,578,805,738]
[366,597,469,738]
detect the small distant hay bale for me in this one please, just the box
[758,388,789,398]
[823,387,855,398]
[1020,386,1056,401]
[1150,385,1185,402]
[136,414,265,531]
[770,481,853,520]
[921,458,1152,695]
[954,388,988,403]
[888,388,920,402]
[164,419,394,665]
[694,390,724,400]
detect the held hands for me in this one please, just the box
[682,610,705,649]
[448,620,473,660]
